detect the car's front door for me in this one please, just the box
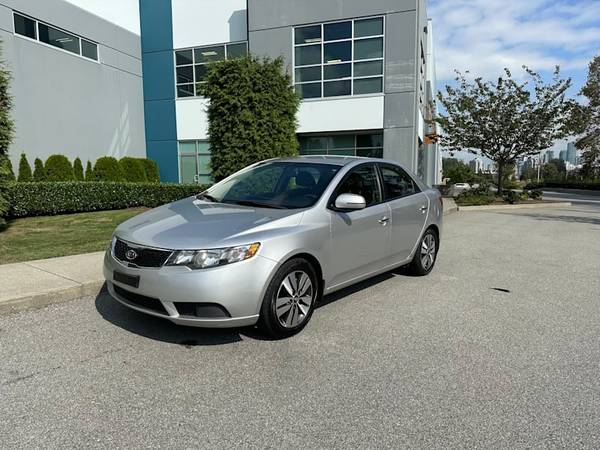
[328,164,391,288]
[378,163,428,262]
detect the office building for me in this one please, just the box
[566,142,577,165]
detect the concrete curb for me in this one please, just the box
[458,201,572,212]
[0,281,105,316]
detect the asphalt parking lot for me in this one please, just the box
[1,205,599,449]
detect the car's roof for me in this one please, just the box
[273,155,382,167]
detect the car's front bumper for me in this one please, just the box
[103,249,277,328]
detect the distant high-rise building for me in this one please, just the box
[546,150,555,162]
[469,157,483,174]
[566,142,577,165]
[559,150,567,161]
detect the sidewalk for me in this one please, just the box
[0,204,460,315]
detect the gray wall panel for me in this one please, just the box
[384,91,415,129]
[248,0,416,31]
[385,11,417,93]
[383,127,416,169]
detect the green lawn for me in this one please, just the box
[0,208,146,265]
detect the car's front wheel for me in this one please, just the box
[258,258,318,338]
[407,228,438,276]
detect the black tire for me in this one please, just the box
[258,258,318,339]
[406,228,438,276]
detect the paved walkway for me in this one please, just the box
[0,197,454,314]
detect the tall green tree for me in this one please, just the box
[199,56,300,181]
[0,43,15,229]
[435,67,574,193]
[33,158,46,181]
[573,56,600,177]
[17,153,32,182]
[85,161,93,181]
[73,157,84,181]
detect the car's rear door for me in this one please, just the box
[378,163,428,262]
[328,163,391,288]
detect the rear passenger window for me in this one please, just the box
[379,164,420,200]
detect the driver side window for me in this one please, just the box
[335,164,381,207]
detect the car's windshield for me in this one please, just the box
[201,161,341,209]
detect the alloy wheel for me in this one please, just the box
[420,233,436,271]
[275,270,314,328]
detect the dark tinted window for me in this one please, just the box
[38,23,80,55]
[226,42,247,59]
[324,21,351,41]
[295,25,321,44]
[336,165,381,207]
[81,39,98,60]
[379,164,420,200]
[14,13,36,39]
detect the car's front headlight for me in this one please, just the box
[165,243,261,270]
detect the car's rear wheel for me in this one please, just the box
[407,228,438,276]
[258,258,318,338]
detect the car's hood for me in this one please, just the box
[115,197,303,249]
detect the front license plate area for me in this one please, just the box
[113,271,140,288]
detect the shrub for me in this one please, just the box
[502,190,521,204]
[73,157,84,181]
[3,156,15,181]
[85,161,93,181]
[45,155,74,181]
[17,153,32,182]
[6,181,207,217]
[199,56,300,181]
[92,156,125,182]
[139,158,160,182]
[454,185,495,206]
[120,157,147,182]
[33,158,46,181]
[0,155,12,229]
[528,189,543,200]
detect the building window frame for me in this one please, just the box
[298,132,384,158]
[178,140,213,184]
[293,16,385,100]
[174,41,248,99]
[12,11,100,62]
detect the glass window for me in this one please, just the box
[357,148,383,158]
[180,156,197,184]
[354,60,383,77]
[195,64,209,82]
[295,66,321,83]
[226,42,247,59]
[379,164,420,200]
[293,17,384,99]
[295,83,321,99]
[324,80,351,97]
[176,66,194,84]
[357,133,383,148]
[330,135,355,149]
[195,45,225,63]
[179,141,212,184]
[324,21,351,41]
[81,39,98,60]
[38,23,80,55]
[177,84,194,98]
[336,165,381,207]
[324,41,351,63]
[354,37,383,60]
[175,49,193,65]
[295,25,321,45]
[295,45,321,66]
[179,141,197,155]
[324,63,351,80]
[14,14,36,39]
[354,77,383,95]
[355,17,384,38]
[299,133,384,158]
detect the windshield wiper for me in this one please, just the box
[196,193,219,203]
[229,200,287,209]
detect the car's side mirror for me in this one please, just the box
[334,193,366,211]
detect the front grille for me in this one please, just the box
[113,238,172,268]
[113,285,168,316]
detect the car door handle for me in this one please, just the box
[419,205,428,213]
[378,216,390,225]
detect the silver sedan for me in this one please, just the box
[104,156,443,338]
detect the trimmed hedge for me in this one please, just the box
[7,181,207,218]
[45,155,74,181]
[120,157,147,182]
[33,158,46,181]
[139,158,160,182]
[92,156,125,182]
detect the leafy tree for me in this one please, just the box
[0,157,10,230]
[542,162,559,181]
[85,161,93,181]
[443,159,475,183]
[45,155,74,181]
[73,157,84,181]
[120,157,147,182]
[92,156,125,181]
[573,56,600,177]
[139,158,160,183]
[0,43,14,229]
[17,153,32,182]
[199,56,300,181]
[436,67,574,193]
[33,158,46,181]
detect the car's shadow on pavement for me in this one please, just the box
[96,269,409,346]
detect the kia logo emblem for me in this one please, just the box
[125,249,138,261]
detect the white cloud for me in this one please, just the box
[429,0,600,83]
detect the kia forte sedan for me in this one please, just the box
[104,156,443,338]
